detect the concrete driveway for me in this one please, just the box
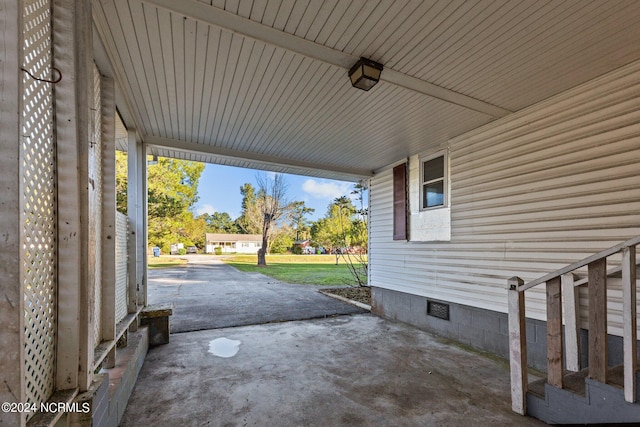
[121,314,544,426]
[148,257,365,333]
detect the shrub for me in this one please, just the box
[178,248,187,255]
[214,246,222,255]
[292,246,303,255]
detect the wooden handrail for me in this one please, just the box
[519,235,640,292]
[508,235,639,416]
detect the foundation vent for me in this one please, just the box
[427,301,450,321]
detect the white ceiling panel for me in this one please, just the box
[94,0,640,179]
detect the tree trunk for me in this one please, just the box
[257,248,266,266]
[258,220,270,266]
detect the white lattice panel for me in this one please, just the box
[22,0,56,414]
[90,64,103,348]
[115,212,129,323]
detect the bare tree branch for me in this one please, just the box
[255,173,291,265]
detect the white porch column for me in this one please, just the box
[101,75,117,345]
[141,145,148,307]
[53,0,94,392]
[127,132,148,312]
[0,0,25,425]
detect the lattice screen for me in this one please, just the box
[115,212,129,323]
[90,63,104,348]
[22,0,56,414]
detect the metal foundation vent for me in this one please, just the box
[427,300,450,321]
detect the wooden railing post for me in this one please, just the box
[546,277,563,388]
[622,246,637,403]
[588,258,607,383]
[508,276,527,415]
[561,273,580,372]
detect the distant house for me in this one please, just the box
[293,239,314,254]
[205,233,262,254]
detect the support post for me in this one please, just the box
[127,130,139,314]
[508,277,527,415]
[546,277,563,388]
[127,132,148,311]
[53,0,93,392]
[622,246,637,403]
[588,258,608,383]
[101,74,117,346]
[0,0,26,425]
[561,273,580,372]
[141,144,148,307]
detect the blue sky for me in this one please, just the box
[193,163,360,221]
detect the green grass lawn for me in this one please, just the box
[147,255,188,269]
[223,254,367,286]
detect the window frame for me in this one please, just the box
[419,150,448,211]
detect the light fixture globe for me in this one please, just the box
[349,57,383,91]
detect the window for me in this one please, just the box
[420,152,446,210]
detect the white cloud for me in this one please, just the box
[195,204,217,216]
[302,179,351,200]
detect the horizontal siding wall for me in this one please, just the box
[370,60,640,335]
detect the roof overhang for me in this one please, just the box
[93,0,640,180]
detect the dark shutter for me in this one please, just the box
[393,163,407,240]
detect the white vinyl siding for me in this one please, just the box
[369,60,640,336]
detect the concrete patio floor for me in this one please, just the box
[121,314,544,426]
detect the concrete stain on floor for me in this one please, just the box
[208,338,241,358]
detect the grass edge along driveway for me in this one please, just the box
[148,255,188,269]
[224,254,366,286]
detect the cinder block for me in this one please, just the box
[483,330,509,359]
[425,315,459,339]
[527,341,548,372]
[535,323,547,344]
[140,305,172,346]
[69,374,109,427]
[458,324,484,348]
[453,306,472,326]
[498,316,509,336]
[408,295,427,325]
[525,321,536,343]
[471,309,500,332]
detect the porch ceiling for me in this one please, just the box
[95,0,640,181]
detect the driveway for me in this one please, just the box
[147,257,365,333]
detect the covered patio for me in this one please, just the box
[120,314,543,426]
[2,0,640,426]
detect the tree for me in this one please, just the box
[115,153,206,252]
[311,196,356,253]
[341,182,369,286]
[269,230,294,254]
[202,212,238,233]
[310,184,369,286]
[116,151,127,214]
[290,201,314,241]
[255,173,291,266]
[235,183,262,234]
[349,183,368,249]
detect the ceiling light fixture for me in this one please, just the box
[349,57,383,91]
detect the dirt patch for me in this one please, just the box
[322,287,371,306]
